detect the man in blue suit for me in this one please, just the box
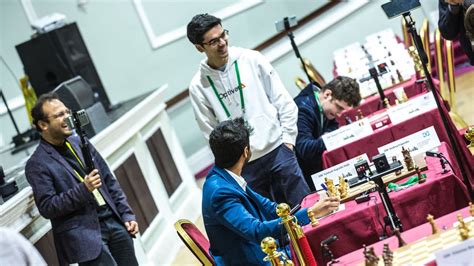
[25,93,139,265]
[203,118,340,265]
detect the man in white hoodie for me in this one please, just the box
[187,14,310,207]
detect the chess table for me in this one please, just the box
[321,93,474,188]
[301,142,470,265]
[333,206,473,265]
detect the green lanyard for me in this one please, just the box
[207,60,245,118]
[313,90,324,132]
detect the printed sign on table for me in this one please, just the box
[377,126,440,164]
[387,92,437,125]
[311,154,369,191]
[322,118,374,151]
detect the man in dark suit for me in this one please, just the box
[203,118,340,265]
[25,93,139,265]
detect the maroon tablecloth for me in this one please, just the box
[334,206,472,265]
[301,142,470,265]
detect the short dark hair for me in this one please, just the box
[322,76,361,107]
[31,92,60,132]
[187,13,222,44]
[209,118,250,169]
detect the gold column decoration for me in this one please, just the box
[261,237,294,266]
[420,18,431,72]
[276,203,306,266]
[19,76,37,125]
[302,58,326,86]
[434,29,447,101]
[401,18,413,48]
[408,46,424,77]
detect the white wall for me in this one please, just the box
[1,0,438,163]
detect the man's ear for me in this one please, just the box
[195,44,205,53]
[323,89,332,99]
[38,120,48,132]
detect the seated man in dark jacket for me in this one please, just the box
[294,76,361,190]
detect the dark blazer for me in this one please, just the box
[25,135,135,264]
[294,83,339,190]
[202,166,310,265]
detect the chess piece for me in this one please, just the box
[393,228,406,247]
[363,245,379,266]
[402,147,415,171]
[391,75,396,85]
[394,99,400,105]
[465,126,474,154]
[392,156,402,175]
[457,214,470,240]
[383,98,391,108]
[338,176,349,199]
[382,243,393,266]
[401,92,409,102]
[469,202,474,217]
[415,166,426,183]
[357,109,364,120]
[427,214,439,234]
[307,209,319,227]
[325,177,339,197]
[396,69,404,83]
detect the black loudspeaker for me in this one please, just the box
[54,76,110,137]
[15,22,112,110]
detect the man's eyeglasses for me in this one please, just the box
[201,29,229,47]
[47,109,71,120]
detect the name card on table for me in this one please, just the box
[311,154,369,191]
[322,118,374,151]
[377,126,440,165]
[387,92,437,125]
[435,238,474,265]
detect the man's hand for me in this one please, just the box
[284,143,294,151]
[309,196,340,218]
[84,169,101,192]
[445,0,463,5]
[125,221,139,236]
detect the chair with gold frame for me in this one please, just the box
[174,219,215,265]
[295,58,326,90]
[402,17,413,48]
[419,18,431,73]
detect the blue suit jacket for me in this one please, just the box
[202,166,310,265]
[294,83,338,188]
[25,136,135,264]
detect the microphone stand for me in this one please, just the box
[70,112,94,173]
[403,12,474,201]
[370,161,404,236]
[283,18,321,88]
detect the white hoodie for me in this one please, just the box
[189,46,298,161]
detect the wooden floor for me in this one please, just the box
[170,71,474,265]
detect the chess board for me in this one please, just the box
[339,166,427,203]
[373,219,474,265]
